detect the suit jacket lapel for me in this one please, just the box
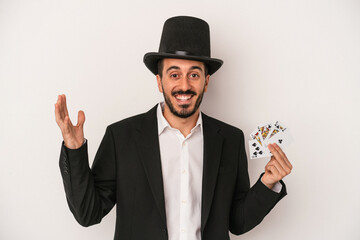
[134,105,167,228]
[201,113,224,233]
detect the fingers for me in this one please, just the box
[62,94,69,117]
[55,95,65,121]
[59,94,68,120]
[273,143,293,171]
[76,110,85,127]
[267,143,292,177]
[274,143,293,170]
[267,156,287,178]
[55,97,62,125]
[55,94,73,130]
[58,94,69,119]
[265,163,279,176]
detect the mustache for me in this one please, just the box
[171,90,197,96]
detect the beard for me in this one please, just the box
[162,86,205,119]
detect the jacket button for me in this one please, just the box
[162,228,167,233]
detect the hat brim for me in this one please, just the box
[143,52,223,76]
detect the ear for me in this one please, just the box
[156,74,163,93]
[204,75,210,92]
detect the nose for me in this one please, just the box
[178,75,191,91]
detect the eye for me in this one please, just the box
[189,73,200,79]
[170,73,179,78]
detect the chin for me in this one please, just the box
[174,105,198,118]
[163,90,204,119]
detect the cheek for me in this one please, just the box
[161,82,175,94]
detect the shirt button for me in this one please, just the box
[182,170,186,174]
[181,200,186,204]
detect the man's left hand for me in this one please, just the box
[261,143,293,189]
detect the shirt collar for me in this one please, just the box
[156,102,203,136]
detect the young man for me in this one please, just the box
[55,16,292,240]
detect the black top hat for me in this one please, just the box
[143,16,223,75]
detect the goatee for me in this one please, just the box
[163,88,205,119]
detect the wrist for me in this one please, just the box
[64,138,85,149]
[261,175,275,190]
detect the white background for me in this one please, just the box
[1,0,359,239]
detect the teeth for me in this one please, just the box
[176,95,191,100]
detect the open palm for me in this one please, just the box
[55,94,85,149]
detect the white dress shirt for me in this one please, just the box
[157,103,203,240]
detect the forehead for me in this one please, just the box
[162,58,205,70]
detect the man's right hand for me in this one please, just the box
[55,94,85,149]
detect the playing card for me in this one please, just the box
[249,120,293,159]
[250,128,263,146]
[249,139,271,159]
[257,123,273,143]
[267,129,293,149]
[264,121,287,144]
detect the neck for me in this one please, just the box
[162,104,200,137]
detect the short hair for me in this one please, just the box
[157,59,209,78]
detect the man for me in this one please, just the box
[55,16,292,240]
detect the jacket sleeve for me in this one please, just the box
[59,126,117,227]
[229,130,287,235]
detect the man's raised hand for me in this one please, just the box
[55,94,85,149]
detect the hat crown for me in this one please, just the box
[143,16,223,75]
[158,16,211,57]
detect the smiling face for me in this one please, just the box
[156,58,210,119]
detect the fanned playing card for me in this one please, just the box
[250,128,264,146]
[258,123,273,143]
[249,139,271,159]
[264,121,287,147]
[267,129,293,149]
[249,120,293,159]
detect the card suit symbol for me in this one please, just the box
[255,147,260,151]
[252,143,257,147]
[259,151,263,155]
[278,139,283,144]
[253,152,257,156]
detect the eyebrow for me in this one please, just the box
[166,66,180,73]
[190,66,203,72]
[165,65,203,73]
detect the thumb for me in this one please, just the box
[76,110,85,127]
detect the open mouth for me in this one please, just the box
[175,94,193,102]
[172,90,196,103]
[171,90,197,106]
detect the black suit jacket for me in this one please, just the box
[59,105,286,240]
